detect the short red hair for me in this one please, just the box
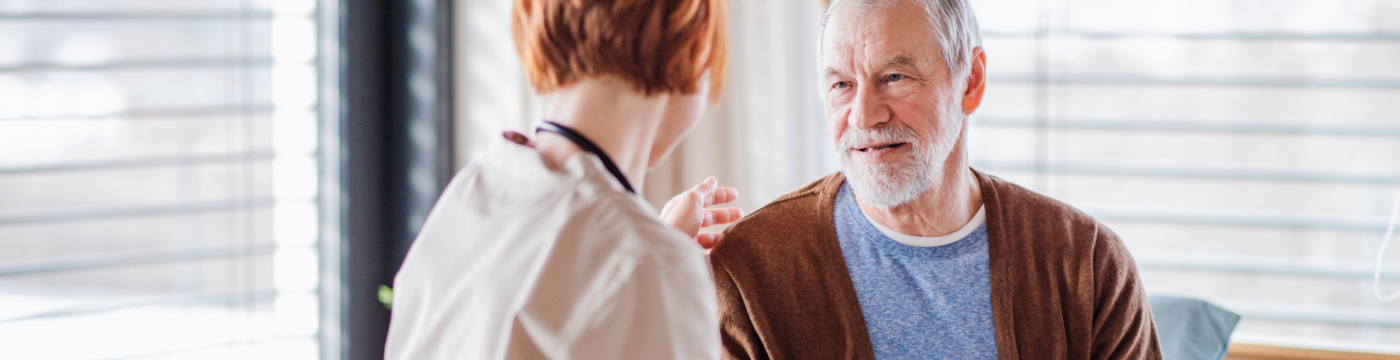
[512,0,727,100]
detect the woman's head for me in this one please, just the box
[512,0,727,100]
[512,0,728,168]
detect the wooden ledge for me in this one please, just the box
[1228,343,1400,360]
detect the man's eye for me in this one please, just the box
[887,74,907,82]
[833,81,851,90]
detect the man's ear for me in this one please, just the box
[962,47,987,115]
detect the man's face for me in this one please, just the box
[821,1,967,207]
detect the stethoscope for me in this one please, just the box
[535,121,636,194]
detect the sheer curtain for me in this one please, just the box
[644,0,836,212]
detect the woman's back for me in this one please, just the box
[385,134,719,359]
[387,0,729,357]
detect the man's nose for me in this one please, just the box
[849,85,888,130]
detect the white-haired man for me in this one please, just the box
[708,0,1162,358]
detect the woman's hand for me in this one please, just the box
[660,177,742,250]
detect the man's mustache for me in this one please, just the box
[838,125,921,155]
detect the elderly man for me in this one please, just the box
[708,0,1161,358]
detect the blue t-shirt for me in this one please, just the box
[834,182,999,359]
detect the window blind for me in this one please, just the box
[969,0,1400,350]
[0,0,323,358]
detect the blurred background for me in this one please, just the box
[0,0,325,358]
[1,0,1398,359]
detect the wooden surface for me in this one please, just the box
[1227,343,1400,360]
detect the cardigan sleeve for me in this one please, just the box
[712,254,767,360]
[1089,224,1164,360]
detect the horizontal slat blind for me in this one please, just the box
[970,0,1400,351]
[0,0,320,358]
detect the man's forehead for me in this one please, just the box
[821,3,938,67]
[822,36,934,72]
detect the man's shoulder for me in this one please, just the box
[712,173,844,258]
[980,172,1098,224]
[976,170,1121,250]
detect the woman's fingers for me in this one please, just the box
[691,177,718,206]
[661,176,742,250]
[709,187,738,207]
[660,179,712,237]
[696,233,723,250]
[702,207,742,228]
[686,177,738,208]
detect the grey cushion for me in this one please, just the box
[1148,294,1242,360]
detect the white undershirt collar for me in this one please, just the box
[862,205,986,247]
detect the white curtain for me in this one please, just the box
[453,0,542,171]
[454,0,837,214]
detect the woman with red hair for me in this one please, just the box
[386,0,732,358]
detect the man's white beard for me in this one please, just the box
[838,119,961,208]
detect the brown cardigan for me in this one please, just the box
[710,170,1161,359]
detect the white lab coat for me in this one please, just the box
[385,134,720,360]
